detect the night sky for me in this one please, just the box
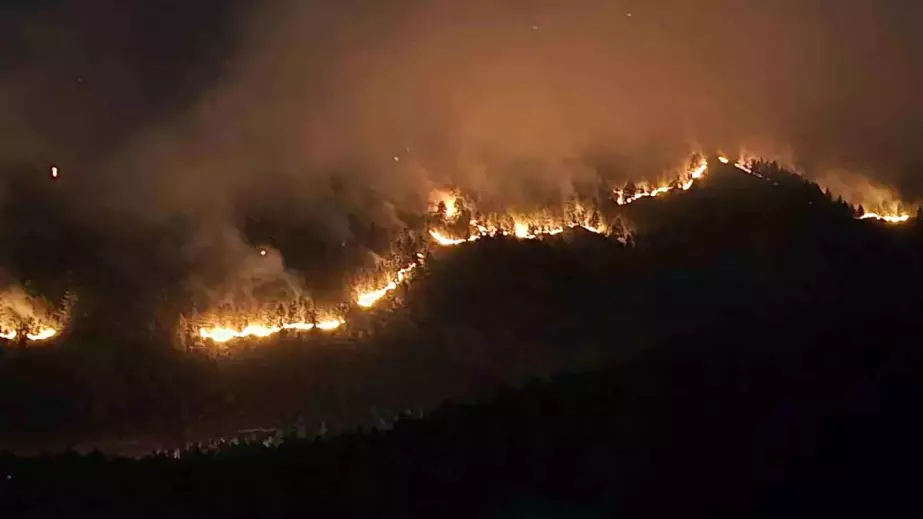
[1,0,922,225]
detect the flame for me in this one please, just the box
[356,263,417,308]
[513,221,531,239]
[0,326,59,342]
[194,254,421,344]
[0,287,70,343]
[181,151,914,347]
[728,155,914,224]
[26,328,58,341]
[429,230,474,246]
[811,169,914,224]
[427,196,610,247]
[194,256,418,344]
[50,166,59,178]
[315,318,346,331]
[858,212,911,224]
[613,157,708,206]
[445,202,459,219]
[429,218,604,245]
[198,318,345,344]
[200,324,280,343]
[430,189,461,219]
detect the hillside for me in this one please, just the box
[1,299,920,517]
[0,159,920,454]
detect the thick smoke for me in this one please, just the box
[2,0,922,292]
[108,0,922,213]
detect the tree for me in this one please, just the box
[436,201,447,221]
[588,210,601,231]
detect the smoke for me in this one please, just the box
[815,169,911,216]
[3,0,922,288]
[0,280,71,334]
[108,1,919,209]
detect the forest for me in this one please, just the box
[1,159,922,516]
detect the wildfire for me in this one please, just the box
[198,318,345,344]
[426,190,611,248]
[194,254,422,344]
[356,262,418,308]
[27,328,58,341]
[429,229,475,246]
[194,253,424,345]
[858,212,912,224]
[720,153,914,224]
[429,217,604,246]
[430,189,462,219]
[612,157,709,206]
[0,326,59,342]
[0,287,71,344]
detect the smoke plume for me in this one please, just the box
[2,0,921,278]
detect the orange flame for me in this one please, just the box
[857,212,911,224]
[723,154,913,224]
[195,256,423,344]
[26,328,58,341]
[0,326,59,343]
[430,189,461,219]
[356,262,418,308]
[613,157,708,206]
[0,287,69,343]
[188,152,915,347]
[198,318,345,344]
[427,196,610,247]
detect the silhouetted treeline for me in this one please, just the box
[0,159,921,456]
[1,300,920,517]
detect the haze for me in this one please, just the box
[2,0,921,230]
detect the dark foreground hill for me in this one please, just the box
[1,160,922,454]
[1,303,921,517]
